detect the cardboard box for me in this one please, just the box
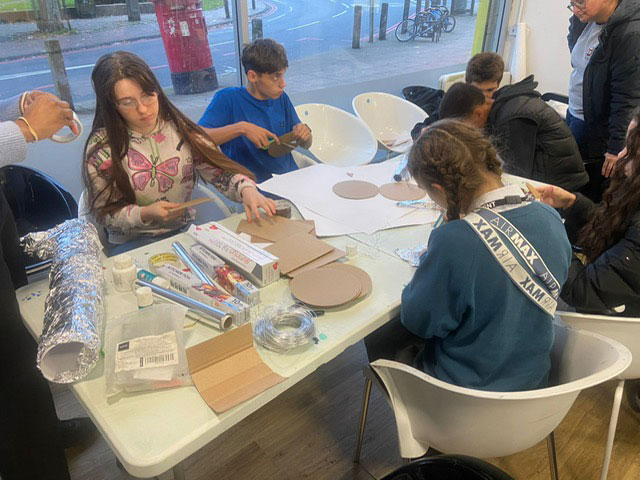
[186,324,285,413]
[156,264,200,296]
[188,223,280,287]
[190,245,260,306]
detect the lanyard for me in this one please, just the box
[463,209,558,316]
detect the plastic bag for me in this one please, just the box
[104,304,192,397]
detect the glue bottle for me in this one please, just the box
[112,254,137,292]
[135,286,153,309]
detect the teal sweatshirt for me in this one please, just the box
[401,202,571,392]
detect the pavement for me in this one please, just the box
[0,3,268,62]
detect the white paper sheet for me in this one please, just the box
[259,160,441,236]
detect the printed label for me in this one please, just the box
[114,331,179,373]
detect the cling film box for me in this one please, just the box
[187,222,280,287]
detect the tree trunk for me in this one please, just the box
[36,0,64,32]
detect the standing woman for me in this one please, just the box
[375,120,572,392]
[566,0,640,201]
[539,107,640,316]
[83,51,275,253]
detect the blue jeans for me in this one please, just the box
[565,110,589,161]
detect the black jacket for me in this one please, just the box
[489,76,589,192]
[568,0,640,160]
[561,193,640,317]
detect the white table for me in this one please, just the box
[18,215,425,479]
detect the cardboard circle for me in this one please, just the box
[332,180,379,200]
[379,182,426,201]
[290,268,361,307]
[322,263,372,299]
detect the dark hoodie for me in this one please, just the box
[489,75,589,191]
[568,0,640,160]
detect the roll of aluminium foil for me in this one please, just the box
[21,219,104,383]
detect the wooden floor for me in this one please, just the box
[54,340,640,480]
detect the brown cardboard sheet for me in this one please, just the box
[332,180,379,200]
[378,182,426,201]
[167,197,214,213]
[287,247,347,277]
[322,263,372,298]
[265,233,334,274]
[268,131,300,157]
[289,268,361,307]
[186,324,285,413]
[237,215,313,243]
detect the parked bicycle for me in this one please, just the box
[429,5,456,33]
[395,10,442,42]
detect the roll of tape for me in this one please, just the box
[148,252,181,274]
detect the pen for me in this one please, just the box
[393,156,409,182]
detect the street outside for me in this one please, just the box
[0,0,478,107]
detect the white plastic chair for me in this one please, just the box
[352,92,427,154]
[294,103,378,167]
[557,311,640,480]
[291,150,317,169]
[354,323,631,479]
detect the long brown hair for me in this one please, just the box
[578,107,640,261]
[408,119,503,220]
[83,51,254,222]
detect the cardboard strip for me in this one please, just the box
[286,247,347,278]
[167,197,214,213]
[237,215,313,243]
[265,233,334,275]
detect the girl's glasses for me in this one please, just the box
[117,92,158,109]
[567,1,586,12]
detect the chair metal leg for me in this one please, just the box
[600,379,625,480]
[353,377,373,463]
[546,431,559,480]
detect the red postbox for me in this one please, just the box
[154,0,218,95]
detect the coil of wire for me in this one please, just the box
[253,305,317,353]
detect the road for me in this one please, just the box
[0,0,419,103]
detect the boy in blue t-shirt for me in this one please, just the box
[198,39,312,183]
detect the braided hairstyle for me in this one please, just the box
[408,119,503,220]
[578,107,640,262]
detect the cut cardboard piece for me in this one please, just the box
[186,324,285,413]
[236,215,313,243]
[322,263,372,299]
[332,180,379,200]
[265,232,334,275]
[289,268,361,307]
[287,247,347,278]
[379,182,426,201]
[267,131,300,158]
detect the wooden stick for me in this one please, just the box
[167,197,214,213]
[525,182,541,200]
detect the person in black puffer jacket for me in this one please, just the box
[566,0,640,199]
[489,75,589,192]
[537,107,640,317]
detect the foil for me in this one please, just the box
[21,219,104,383]
[394,244,428,267]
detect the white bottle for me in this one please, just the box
[112,254,137,292]
[136,286,153,309]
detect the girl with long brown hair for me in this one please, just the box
[83,51,274,253]
[539,107,640,316]
[391,120,571,391]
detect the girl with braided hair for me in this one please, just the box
[538,107,640,316]
[398,120,571,391]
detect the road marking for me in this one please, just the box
[266,13,287,22]
[151,64,168,70]
[287,20,320,31]
[296,37,323,42]
[223,52,235,56]
[341,2,350,8]
[332,9,347,17]
[272,0,285,3]
[0,63,94,81]
[212,40,234,46]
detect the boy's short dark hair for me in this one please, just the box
[241,38,288,75]
[465,52,504,84]
[438,83,486,120]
